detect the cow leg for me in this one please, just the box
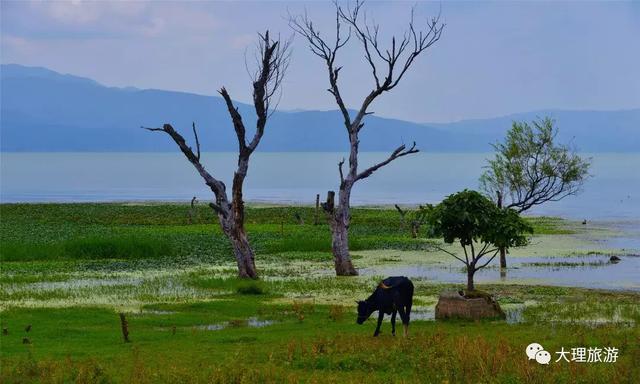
[398,306,409,337]
[391,310,397,336]
[373,311,384,337]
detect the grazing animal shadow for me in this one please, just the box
[356,276,414,337]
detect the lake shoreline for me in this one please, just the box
[3,152,639,220]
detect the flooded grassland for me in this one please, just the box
[1,204,638,383]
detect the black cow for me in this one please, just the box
[356,276,414,337]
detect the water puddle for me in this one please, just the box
[21,277,143,291]
[197,323,227,331]
[247,317,276,327]
[548,318,636,328]
[136,309,176,315]
[503,303,526,324]
[360,255,640,291]
[411,309,435,321]
[195,317,276,331]
[375,305,526,323]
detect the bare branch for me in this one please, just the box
[219,87,247,153]
[209,202,225,216]
[338,0,445,93]
[338,158,345,184]
[474,249,500,271]
[289,7,352,129]
[433,244,468,266]
[356,142,419,181]
[394,204,406,217]
[142,124,227,200]
[252,31,293,124]
[191,122,201,161]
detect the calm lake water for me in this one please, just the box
[1,152,639,220]
[360,255,640,291]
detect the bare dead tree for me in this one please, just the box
[395,204,407,228]
[143,31,290,279]
[290,1,444,275]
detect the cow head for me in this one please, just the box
[356,300,374,324]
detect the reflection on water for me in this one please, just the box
[360,255,640,291]
[195,318,276,331]
[246,317,276,328]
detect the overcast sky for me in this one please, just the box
[2,0,639,123]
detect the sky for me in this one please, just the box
[1,0,639,123]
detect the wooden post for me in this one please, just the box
[314,194,320,225]
[394,204,407,228]
[322,191,335,213]
[119,313,130,343]
[188,196,197,224]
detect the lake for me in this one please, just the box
[1,152,639,220]
[360,254,640,291]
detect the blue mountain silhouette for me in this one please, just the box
[2,64,638,152]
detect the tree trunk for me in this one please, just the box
[221,205,257,279]
[228,227,258,279]
[410,222,419,238]
[497,192,507,269]
[499,247,507,269]
[329,214,358,276]
[325,189,358,276]
[466,267,475,291]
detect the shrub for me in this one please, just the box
[235,281,265,295]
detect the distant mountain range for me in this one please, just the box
[1,64,638,152]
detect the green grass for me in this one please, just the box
[1,203,636,383]
[0,204,430,263]
[1,292,638,383]
[0,204,566,263]
[1,236,175,262]
[524,216,576,235]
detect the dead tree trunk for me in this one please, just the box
[291,1,443,276]
[323,190,357,275]
[144,32,289,279]
[395,204,407,228]
[226,225,256,278]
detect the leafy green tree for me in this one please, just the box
[425,190,532,291]
[480,117,590,268]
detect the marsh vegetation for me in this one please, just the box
[1,203,638,383]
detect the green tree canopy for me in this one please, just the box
[480,117,591,213]
[425,190,532,291]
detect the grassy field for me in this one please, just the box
[1,203,638,383]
